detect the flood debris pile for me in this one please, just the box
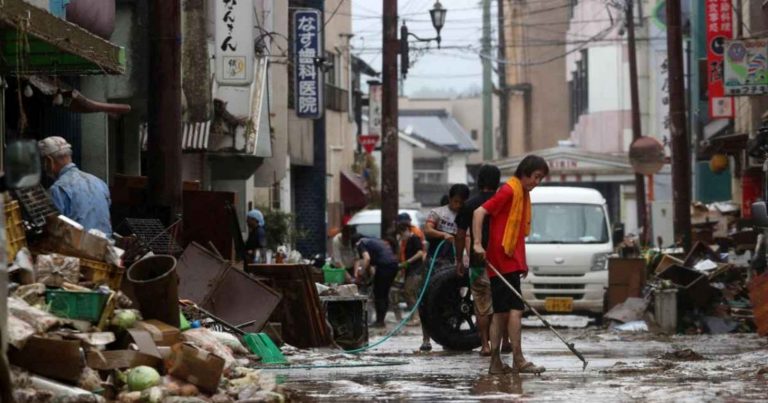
[4,203,287,402]
[607,235,767,336]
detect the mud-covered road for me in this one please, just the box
[272,323,767,402]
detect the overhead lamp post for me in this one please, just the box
[381,0,447,239]
[400,1,447,78]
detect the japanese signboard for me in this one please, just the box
[654,51,671,139]
[293,9,323,119]
[706,0,734,118]
[215,0,254,86]
[359,135,380,154]
[368,82,382,136]
[724,38,768,96]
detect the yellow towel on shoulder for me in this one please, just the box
[502,176,531,256]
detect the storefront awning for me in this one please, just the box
[698,132,748,159]
[140,122,212,152]
[0,0,125,75]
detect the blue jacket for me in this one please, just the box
[50,163,113,236]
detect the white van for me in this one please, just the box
[522,187,613,314]
[346,209,426,239]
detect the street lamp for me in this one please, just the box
[400,0,447,78]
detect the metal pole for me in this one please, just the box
[381,0,399,238]
[482,0,493,161]
[497,0,508,158]
[148,0,182,221]
[626,0,648,245]
[666,0,692,250]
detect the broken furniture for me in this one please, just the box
[246,264,332,348]
[606,258,646,312]
[319,295,369,350]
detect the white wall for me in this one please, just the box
[446,153,469,184]
[588,46,629,113]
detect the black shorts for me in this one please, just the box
[490,272,525,313]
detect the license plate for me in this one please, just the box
[545,297,573,312]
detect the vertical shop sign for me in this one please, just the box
[215,0,254,85]
[368,82,382,136]
[706,0,734,118]
[293,9,323,119]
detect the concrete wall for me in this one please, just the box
[252,0,289,188]
[324,0,356,211]
[504,0,571,156]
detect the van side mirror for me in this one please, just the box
[3,140,41,190]
[752,201,768,228]
[612,223,625,247]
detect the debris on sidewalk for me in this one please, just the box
[659,349,706,361]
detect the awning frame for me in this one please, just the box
[0,0,125,75]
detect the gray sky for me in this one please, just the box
[351,0,492,97]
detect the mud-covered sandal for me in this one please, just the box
[515,362,546,375]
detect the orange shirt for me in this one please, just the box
[400,225,426,261]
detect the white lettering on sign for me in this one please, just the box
[294,9,323,119]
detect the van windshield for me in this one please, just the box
[527,203,609,244]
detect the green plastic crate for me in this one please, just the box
[45,290,109,323]
[323,267,346,285]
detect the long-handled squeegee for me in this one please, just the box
[487,262,589,370]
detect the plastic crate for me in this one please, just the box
[80,258,125,290]
[46,290,109,323]
[5,200,27,261]
[323,267,346,285]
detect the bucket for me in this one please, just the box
[127,255,180,327]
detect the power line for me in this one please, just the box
[324,0,346,28]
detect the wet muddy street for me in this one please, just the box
[273,324,768,402]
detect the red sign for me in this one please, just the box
[742,171,763,219]
[706,0,734,118]
[358,134,380,154]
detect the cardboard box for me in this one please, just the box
[8,336,84,383]
[165,343,225,393]
[87,329,163,370]
[134,319,181,347]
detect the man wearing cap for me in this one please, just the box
[38,136,112,236]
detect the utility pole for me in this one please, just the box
[666,0,692,250]
[148,0,182,222]
[626,0,648,245]
[381,0,399,238]
[497,0,508,158]
[482,0,493,161]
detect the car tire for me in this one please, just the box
[420,264,481,351]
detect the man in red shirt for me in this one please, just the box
[472,155,549,375]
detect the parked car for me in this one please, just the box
[346,209,426,238]
[522,187,613,315]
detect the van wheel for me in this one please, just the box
[420,265,481,351]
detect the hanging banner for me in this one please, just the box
[724,38,768,96]
[706,0,734,118]
[293,9,324,119]
[215,0,254,86]
[368,82,382,136]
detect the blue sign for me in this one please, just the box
[293,9,323,119]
